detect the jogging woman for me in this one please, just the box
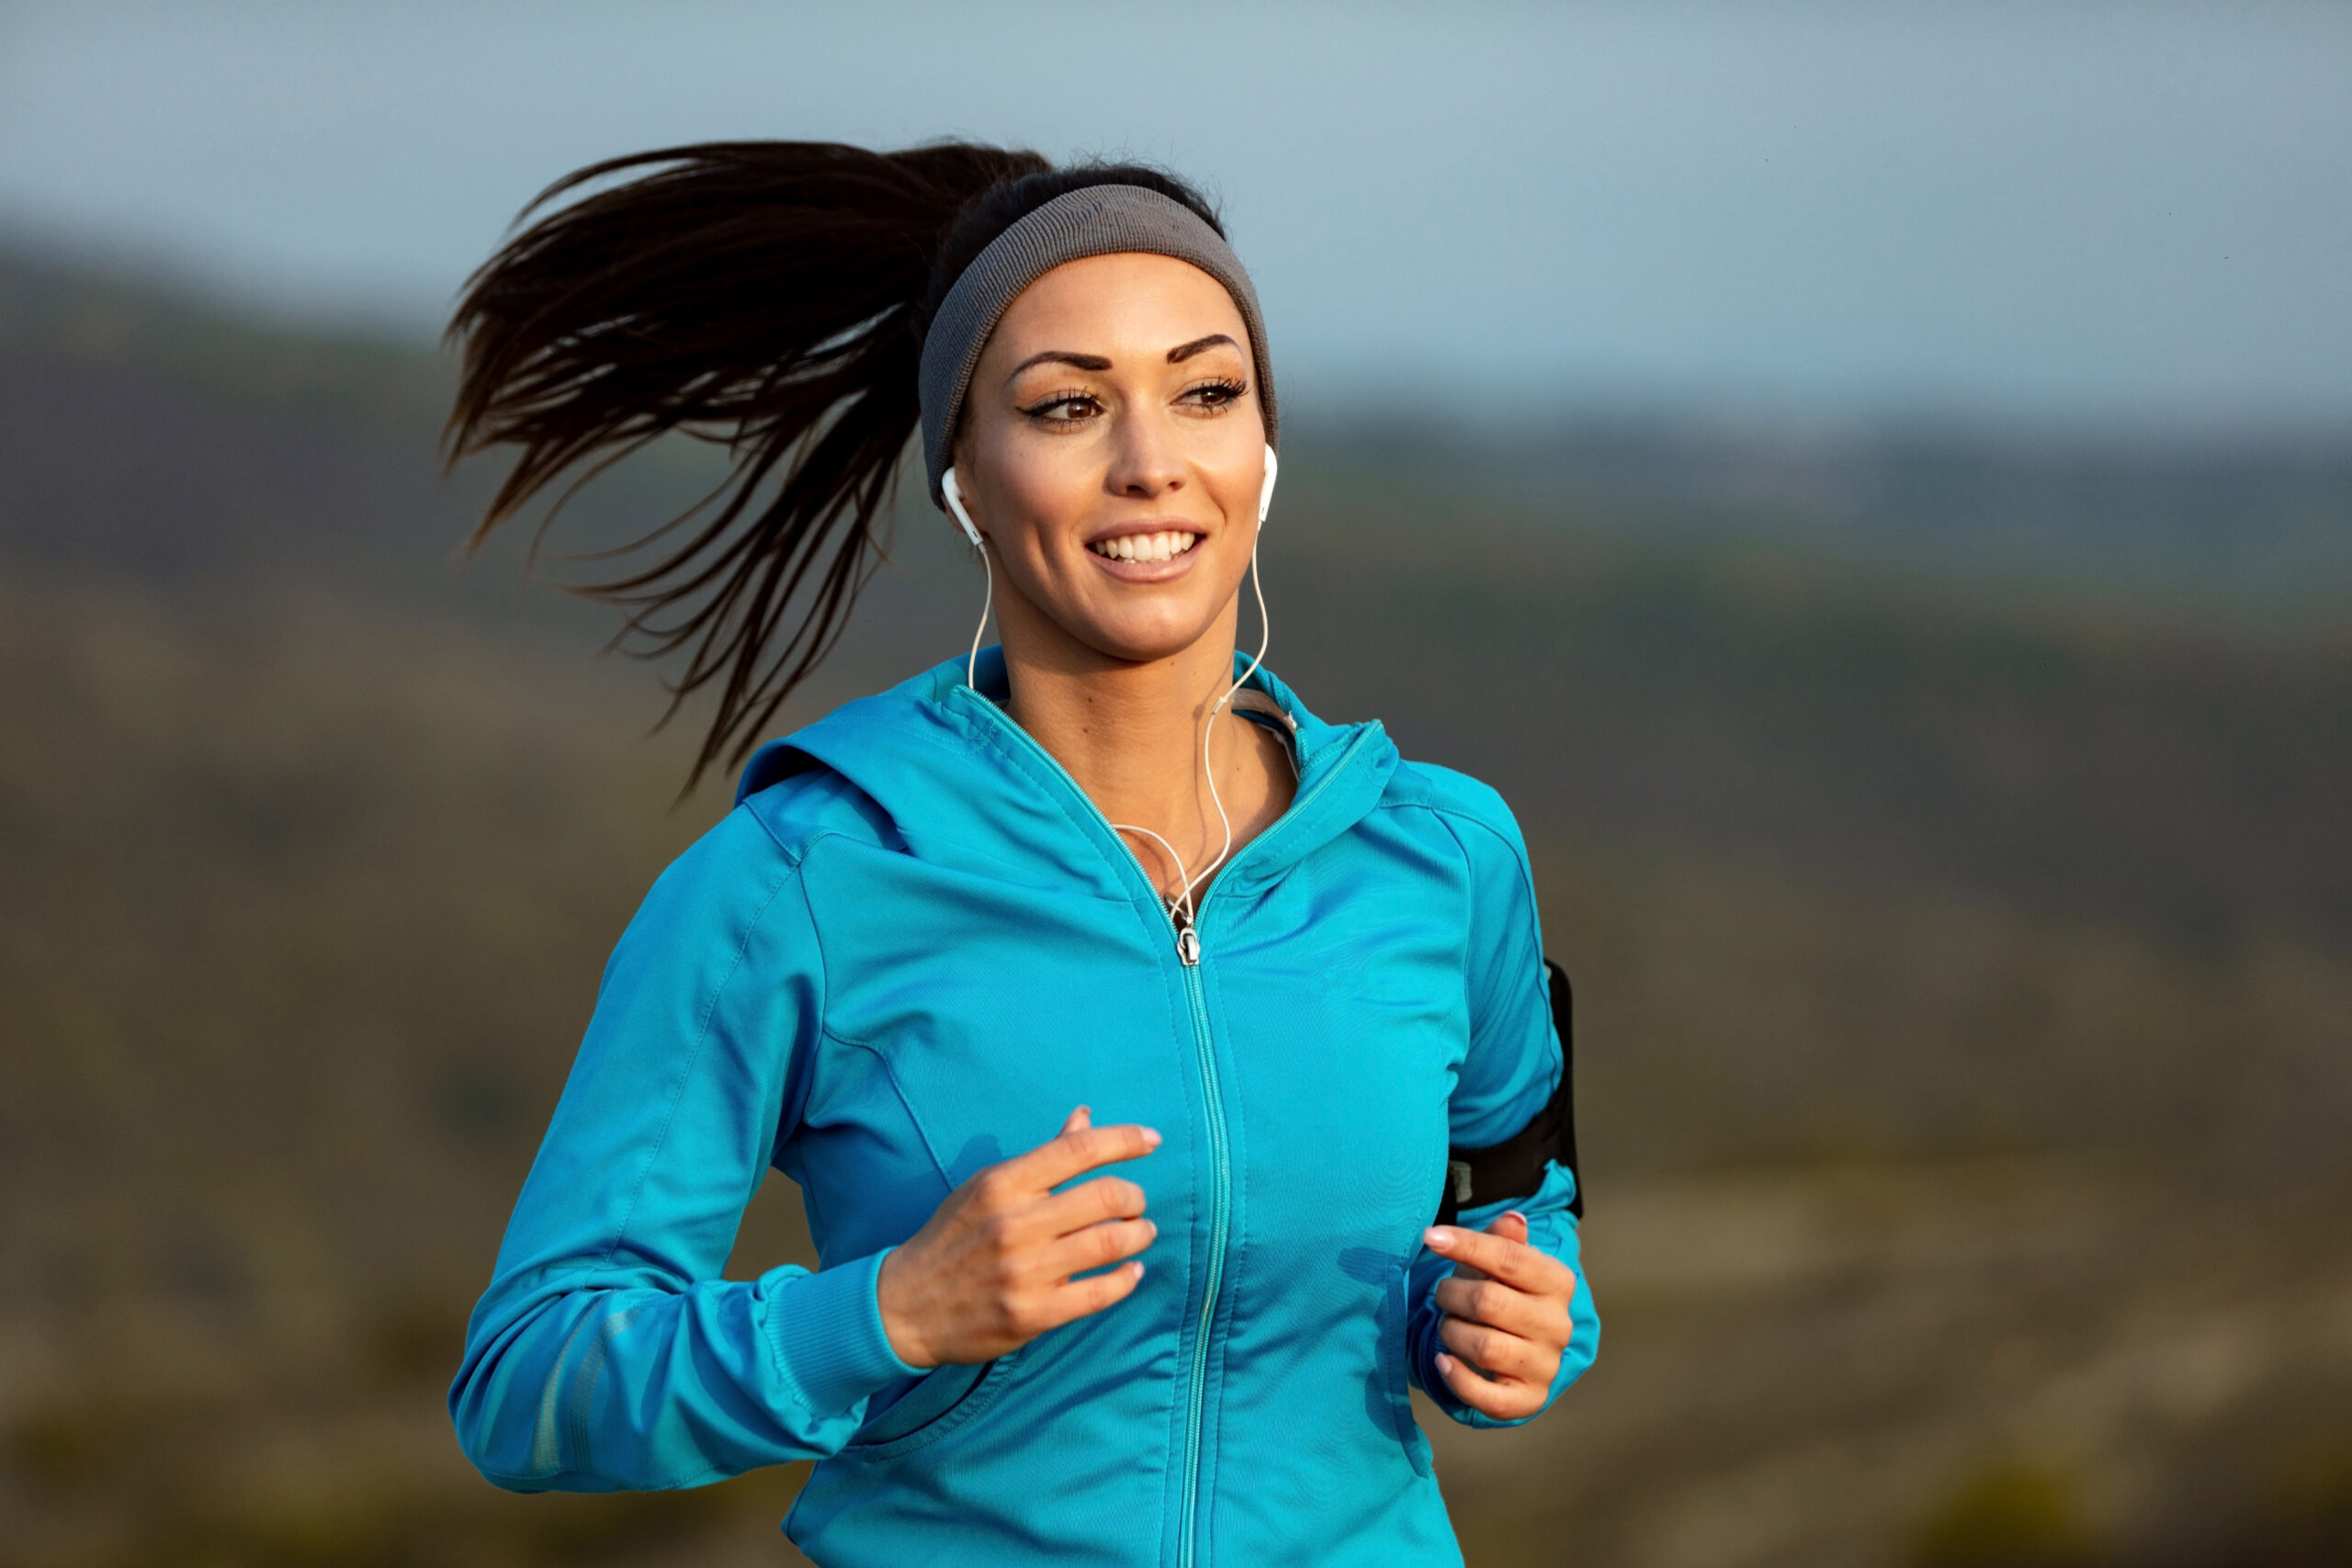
[446,142,1597,1567]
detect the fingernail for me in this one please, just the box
[1423,1227,1453,1250]
[1142,1128,1162,1150]
[1503,1210,1529,1225]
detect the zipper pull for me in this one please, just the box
[1174,919,1202,966]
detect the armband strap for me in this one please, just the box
[1435,959,1582,1228]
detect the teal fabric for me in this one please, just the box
[450,649,1600,1565]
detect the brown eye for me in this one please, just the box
[1023,391,1103,424]
[1181,378,1247,412]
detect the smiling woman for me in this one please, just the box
[949,249,1286,918]
[440,141,1595,1567]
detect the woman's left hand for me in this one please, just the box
[1422,1211,1579,1420]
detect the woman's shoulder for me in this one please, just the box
[1377,755,1529,855]
[632,754,898,924]
[732,753,905,863]
[597,762,897,998]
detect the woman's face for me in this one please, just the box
[952,252,1269,669]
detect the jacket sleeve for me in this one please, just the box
[447,810,921,1492]
[1405,799,1600,1428]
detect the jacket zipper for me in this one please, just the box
[1170,900,1222,1568]
[1163,740,1364,1568]
[954,689,1367,1568]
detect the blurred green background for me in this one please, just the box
[4,5,2350,1566]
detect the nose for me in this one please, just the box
[1103,405,1184,501]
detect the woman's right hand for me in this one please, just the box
[876,1107,1160,1369]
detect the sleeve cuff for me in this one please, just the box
[760,1247,926,1416]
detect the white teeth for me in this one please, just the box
[1092,532,1198,563]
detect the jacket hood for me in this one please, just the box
[735,647,1399,908]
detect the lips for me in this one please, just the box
[1088,529,1200,564]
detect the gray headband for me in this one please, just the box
[916,184,1278,509]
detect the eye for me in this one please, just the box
[1179,378,1248,413]
[1020,389,1104,425]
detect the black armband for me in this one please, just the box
[1434,960,1582,1227]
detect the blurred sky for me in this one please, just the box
[1,0,2347,431]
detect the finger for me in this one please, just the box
[1434,1351,1543,1421]
[1028,1174,1149,1238]
[1439,1314,1558,1385]
[1440,1314,1557,1385]
[1422,1225,1576,1298]
[1058,1105,1093,1136]
[1037,1216,1158,1280]
[1433,1274,1569,1345]
[1005,1122,1162,1193]
[1437,1216,1527,1292]
[1421,1219,1500,1284]
[1029,1259,1147,1332]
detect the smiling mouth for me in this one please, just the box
[1089,531,1201,565]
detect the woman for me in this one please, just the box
[447,141,1597,1566]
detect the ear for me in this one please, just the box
[1258,444,1279,526]
[942,468,986,548]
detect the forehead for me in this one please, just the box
[986,252,1250,361]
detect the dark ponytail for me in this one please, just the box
[444,140,1225,791]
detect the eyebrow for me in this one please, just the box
[1009,350,1113,376]
[1005,333,1244,381]
[1167,333,1239,364]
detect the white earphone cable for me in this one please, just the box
[1110,821,1198,930]
[1176,542,1272,910]
[967,541,993,691]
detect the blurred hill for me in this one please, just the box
[3,245,2348,1568]
[1302,412,2352,633]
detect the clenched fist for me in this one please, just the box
[1423,1211,1580,1420]
[876,1107,1160,1368]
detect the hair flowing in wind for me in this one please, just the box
[442,141,1049,789]
[444,141,1227,790]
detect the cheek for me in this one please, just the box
[1202,422,1271,525]
[1211,466,1260,531]
[975,437,1094,553]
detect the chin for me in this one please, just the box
[1084,630,1213,666]
[1074,609,1226,666]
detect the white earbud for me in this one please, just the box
[942,468,985,549]
[944,468,996,687]
[1258,443,1279,526]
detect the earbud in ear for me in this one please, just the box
[1258,444,1279,526]
[942,468,985,549]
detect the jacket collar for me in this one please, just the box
[739,649,1396,910]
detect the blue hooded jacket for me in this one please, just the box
[450,649,1598,1566]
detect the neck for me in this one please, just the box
[992,570,1285,901]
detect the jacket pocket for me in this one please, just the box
[840,1348,1023,1463]
[1385,1261,1436,1479]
